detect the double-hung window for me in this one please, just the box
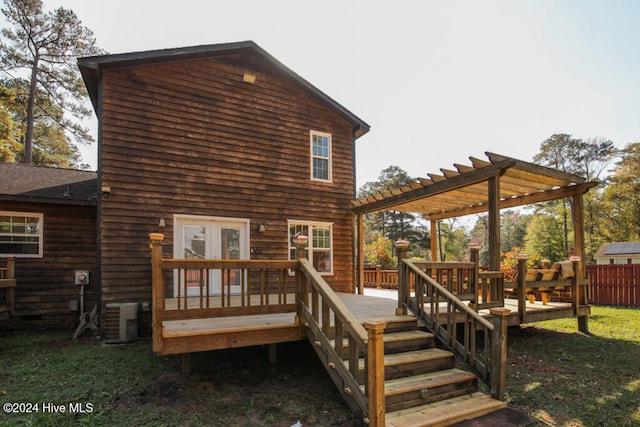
[288,221,333,274]
[0,212,43,258]
[310,131,331,182]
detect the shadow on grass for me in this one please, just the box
[506,325,639,426]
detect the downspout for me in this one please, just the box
[95,70,104,330]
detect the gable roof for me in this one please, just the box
[595,242,640,259]
[0,163,97,206]
[353,152,598,220]
[78,40,370,138]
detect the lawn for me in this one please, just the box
[505,306,640,426]
[0,306,638,426]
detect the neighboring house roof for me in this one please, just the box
[0,163,97,206]
[594,242,640,259]
[78,40,370,138]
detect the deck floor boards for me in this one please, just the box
[163,288,588,351]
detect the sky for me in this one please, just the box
[22,0,640,188]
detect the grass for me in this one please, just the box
[0,333,352,426]
[505,306,640,426]
[0,306,638,426]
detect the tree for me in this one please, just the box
[0,0,103,165]
[524,208,569,262]
[469,210,531,267]
[602,143,640,241]
[0,83,21,161]
[532,133,616,261]
[358,166,430,256]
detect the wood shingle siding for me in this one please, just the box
[95,49,365,311]
[3,202,97,319]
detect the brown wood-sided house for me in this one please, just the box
[0,163,97,329]
[77,41,370,328]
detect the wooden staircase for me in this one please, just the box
[319,315,506,427]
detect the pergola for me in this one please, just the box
[353,152,598,295]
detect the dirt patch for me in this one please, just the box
[111,341,357,426]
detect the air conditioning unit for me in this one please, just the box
[104,302,138,343]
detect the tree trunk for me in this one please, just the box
[24,54,39,165]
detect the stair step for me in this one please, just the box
[384,368,478,412]
[384,348,455,380]
[375,315,421,333]
[354,348,455,382]
[331,330,434,356]
[384,330,435,354]
[386,392,508,427]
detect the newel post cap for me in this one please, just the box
[150,233,165,242]
[293,235,308,246]
[395,239,410,249]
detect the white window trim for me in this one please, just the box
[288,219,334,275]
[0,211,44,258]
[310,130,332,182]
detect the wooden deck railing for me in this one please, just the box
[400,258,509,400]
[363,268,398,289]
[0,257,16,315]
[394,240,508,400]
[295,236,385,425]
[505,255,588,324]
[150,234,386,425]
[150,234,300,352]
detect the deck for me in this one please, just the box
[160,289,589,356]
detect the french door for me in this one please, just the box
[174,216,249,297]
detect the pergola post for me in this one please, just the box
[357,213,364,295]
[488,176,501,270]
[430,219,438,261]
[572,193,589,333]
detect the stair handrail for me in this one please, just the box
[295,236,386,426]
[400,257,509,400]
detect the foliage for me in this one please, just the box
[531,133,617,262]
[469,211,532,267]
[0,0,104,166]
[601,142,640,241]
[363,235,396,269]
[358,166,430,257]
[436,219,468,261]
[0,84,21,161]
[500,246,541,282]
[524,208,572,262]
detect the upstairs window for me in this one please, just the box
[0,212,43,258]
[311,131,332,182]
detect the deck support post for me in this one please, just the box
[489,308,510,400]
[150,233,165,354]
[268,343,277,364]
[516,254,528,324]
[395,240,410,315]
[364,320,387,427]
[181,353,191,374]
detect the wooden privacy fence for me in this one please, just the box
[587,264,640,307]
